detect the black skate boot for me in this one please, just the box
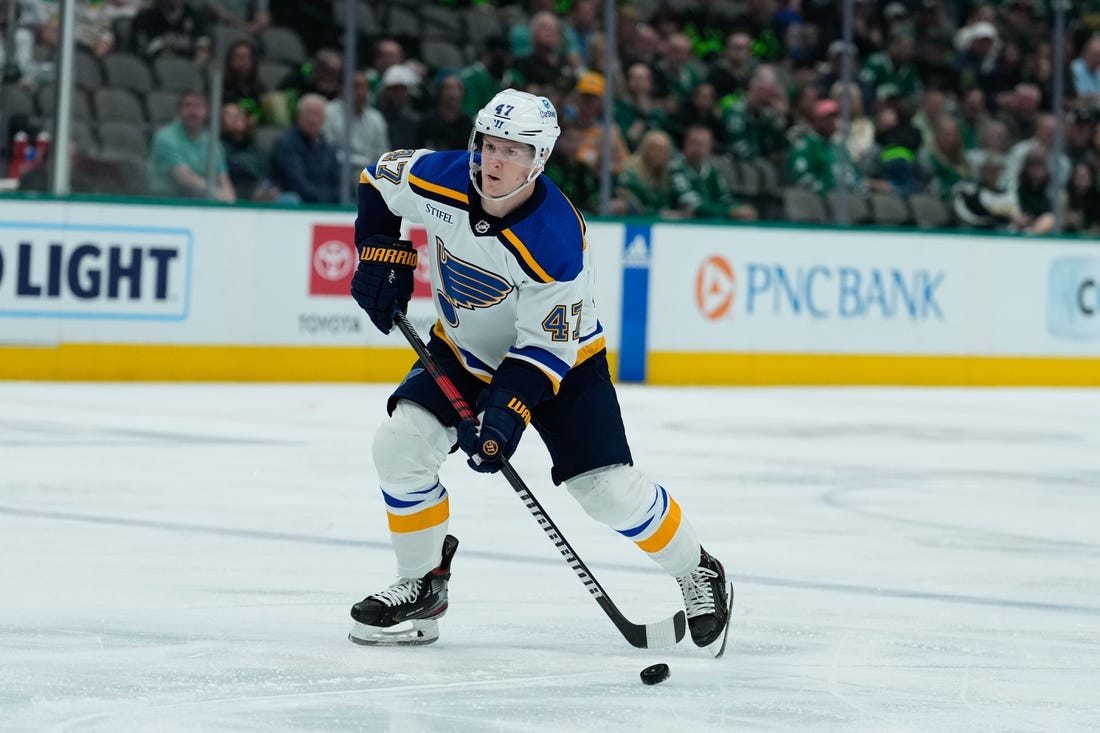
[348,534,459,646]
[676,547,734,658]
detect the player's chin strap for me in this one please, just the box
[390,310,687,651]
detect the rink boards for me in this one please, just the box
[0,197,1097,385]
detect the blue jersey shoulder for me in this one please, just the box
[503,177,586,283]
[408,150,470,202]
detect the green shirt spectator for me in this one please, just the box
[148,89,234,201]
[614,63,670,152]
[786,99,863,195]
[616,130,679,215]
[721,66,788,162]
[459,36,519,118]
[858,30,923,105]
[670,125,757,220]
[543,125,601,214]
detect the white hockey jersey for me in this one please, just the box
[359,149,606,394]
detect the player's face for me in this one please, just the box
[479,136,536,197]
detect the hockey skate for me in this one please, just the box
[677,547,734,658]
[348,534,459,646]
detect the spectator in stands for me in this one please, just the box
[616,129,680,217]
[199,0,270,37]
[670,124,757,221]
[148,88,235,201]
[1071,35,1100,108]
[131,0,211,67]
[268,92,340,204]
[1065,161,1100,235]
[509,0,582,68]
[563,0,599,66]
[951,154,1017,230]
[965,119,1011,177]
[912,89,948,150]
[614,63,669,152]
[675,0,738,61]
[787,98,866,195]
[830,80,876,171]
[512,11,579,96]
[722,65,789,164]
[668,81,724,151]
[1002,113,1070,192]
[651,33,706,113]
[917,116,972,201]
[784,82,821,146]
[417,75,473,152]
[220,100,277,201]
[543,120,602,214]
[376,63,421,151]
[278,47,344,125]
[222,39,266,128]
[995,82,1042,143]
[958,87,991,152]
[867,97,923,195]
[571,71,629,174]
[1066,108,1097,165]
[366,38,404,99]
[1011,149,1057,234]
[730,0,788,61]
[954,20,1001,93]
[816,41,872,116]
[859,27,923,108]
[323,69,390,171]
[707,31,756,105]
[459,35,518,118]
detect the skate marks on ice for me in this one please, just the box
[2,384,1100,731]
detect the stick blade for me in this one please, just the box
[618,610,687,649]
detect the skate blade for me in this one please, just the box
[704,581,735,659]
[348,618,439,647]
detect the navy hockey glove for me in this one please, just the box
[457,390,533,473]
[350,235,418,334]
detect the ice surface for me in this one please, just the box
[2,383,1099,732]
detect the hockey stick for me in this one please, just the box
[392,311,686,650]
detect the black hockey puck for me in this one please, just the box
[640,663,670,685]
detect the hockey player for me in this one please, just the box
[347,88,733,655]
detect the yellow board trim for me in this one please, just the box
[2,344,1091,386]
[636,498,682,554]
[387,496,450,534]
[647,352,1100,387]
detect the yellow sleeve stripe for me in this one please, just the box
[635,498,682,553]
[409,173,468,204]
[564,197,588,250]
[387,495,449,533]
[501,229,554,283]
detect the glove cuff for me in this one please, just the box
[482,358,552,413]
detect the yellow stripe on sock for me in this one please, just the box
[635,498,682,554]
[387,496,450,533]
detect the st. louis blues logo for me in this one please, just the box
[435,236,513,327]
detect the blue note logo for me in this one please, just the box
[434,236,512,327]
[1047,257,1100,340]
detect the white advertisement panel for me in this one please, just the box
[0,200,624,351]
[648,224,1100,357]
